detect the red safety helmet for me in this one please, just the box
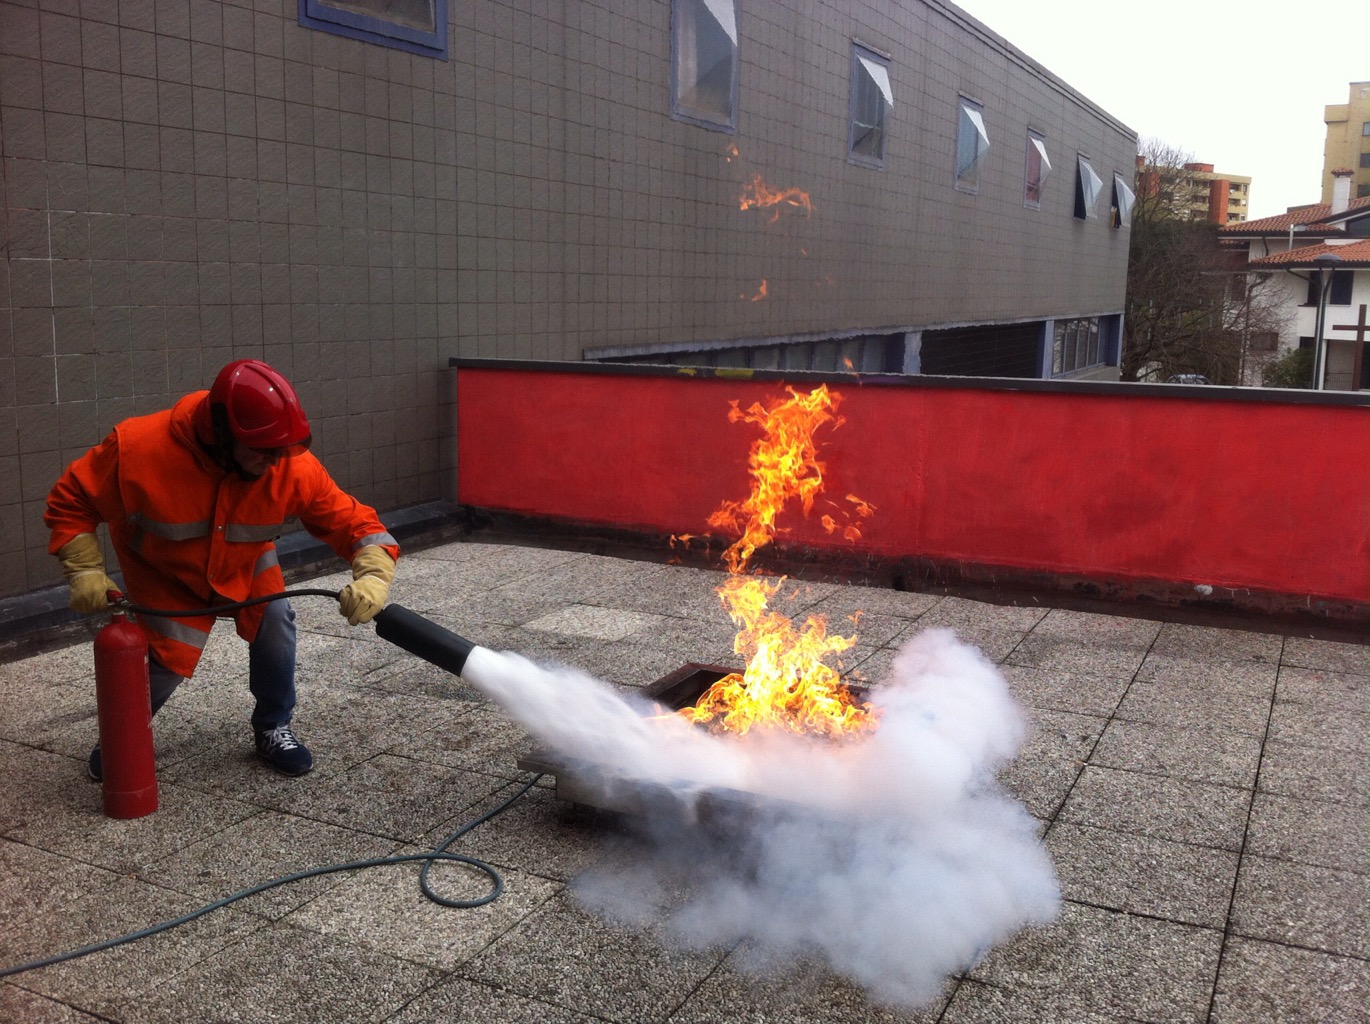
[196,359,312,455]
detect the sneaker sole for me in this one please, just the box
[255,752,313,776]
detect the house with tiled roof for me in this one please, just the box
[1219,171,1370,389]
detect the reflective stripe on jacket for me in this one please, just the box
[45,391,399,677]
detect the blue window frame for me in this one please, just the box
[299,0,447,60]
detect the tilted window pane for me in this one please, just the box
[1025,133,1050,206]
[324,0,435,31]
[850,50,892,164]
[956,101,990,189]
[1074,155,1103,219]
[673,0,738,128]
[1111,173,1135,228]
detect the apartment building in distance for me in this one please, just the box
[1322,80,1370,201]
[1183,162,1251,224]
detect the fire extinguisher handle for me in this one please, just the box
[106,589,130,610]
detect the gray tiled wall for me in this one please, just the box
[0,0,1135,599]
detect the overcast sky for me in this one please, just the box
[951,0,1370,219]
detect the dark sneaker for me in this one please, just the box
[88,745,102,782]
[254,725,313,776]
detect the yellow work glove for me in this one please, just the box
[57,533,119,615]
[338,545,396,626]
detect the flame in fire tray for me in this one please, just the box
[682,384,879,737]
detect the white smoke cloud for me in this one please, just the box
[460,626,1059,1008]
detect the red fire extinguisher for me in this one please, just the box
[93,600,158,818]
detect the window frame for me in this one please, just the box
[1074,153,1103,220]
[1051,317,1103,376]
[298,0,447,60]
[954,96,990,193]
[671,0,740,133]
[1110,172,1135,229]
[1023,129,1050,209]
[847,42,893,169]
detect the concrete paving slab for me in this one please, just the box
[271,753,514,843]
[1148,622,1284,664]
[967,901,1223,1024]
[147,808,405,919]
[1114,680,1273,735]
[1058,765,1251,850]
[1273,664,1367,712]
[1230,853,1367,959]
[0,985,105,1023]
[1280,636,1370,674]
[0,745,261,875]
[915,596,1048,634]
[459,890,729,1024]
[1266,701,1366,753]
[666,950,949,1023]
[111,922,444,1024]
[385,975,607,1023]
[1089,718,1263,789]
[1029,608,1162,647]
[1210,936,1369,1024]
[1134,650,1280,701]
[0,840,126,963]
[523,603,669,641]
[10,876,264,1018]
[425,784,623,884]
[1000,664,1132,718]
[940,978,1153,1023]
[1245,792,1369,873]
[289,850,561,970]
[1045,822,1239,928]
[1005,635,1152,679]
[1257,740,1369,804]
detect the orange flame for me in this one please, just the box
[680,575,870,737]
[680,385,880,737]
[739,174,814,222]
[746,279,769,302]
[706,385,843,575]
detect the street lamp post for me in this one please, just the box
[1311,252,1343,390]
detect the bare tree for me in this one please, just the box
[1121,139,1288,385]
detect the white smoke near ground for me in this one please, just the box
[460,626,1059,1008]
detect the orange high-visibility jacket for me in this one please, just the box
[45,391,400,677]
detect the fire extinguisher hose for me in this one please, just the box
[0,588,543,979]
[114,587,344,617]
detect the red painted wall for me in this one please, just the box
[455,365,1370,606]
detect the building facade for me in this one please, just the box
[1221,174,1370,390]
[0,0,1137,600]
[1322,80,1370,202]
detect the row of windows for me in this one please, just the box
[602,317,1109,379]
[672,0,1135,224]
[303,0,1135,225]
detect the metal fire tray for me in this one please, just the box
[516,662,869,822]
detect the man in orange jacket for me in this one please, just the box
[45,359,400,778]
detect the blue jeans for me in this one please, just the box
[148,599,298,732]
